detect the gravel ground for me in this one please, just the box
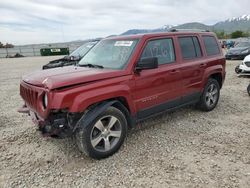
[0,56,250,188]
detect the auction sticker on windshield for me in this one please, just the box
[114,41,133,46]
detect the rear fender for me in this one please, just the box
[202,65,223,89]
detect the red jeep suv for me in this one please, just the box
[19,31,226,159]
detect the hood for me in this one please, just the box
[22,66,127,90]
[227,47,249,53]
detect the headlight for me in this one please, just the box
[241,49,249,54]
[43,93,48,109]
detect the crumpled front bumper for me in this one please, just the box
[18,104,45,127]
[18,103,71,138]
[17,104,29,114]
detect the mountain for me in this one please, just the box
[121,15,250,35]
[121,25,173,35]
[213,15,250,32]
[172,22,211,31]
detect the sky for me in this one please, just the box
[0,0,249,45]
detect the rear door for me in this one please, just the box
[133,37,182,119]
[177,35,206,103]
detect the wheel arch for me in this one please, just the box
[209,72,223,88]
[202,64,225,91]
[74,98,136,133]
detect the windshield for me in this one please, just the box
[78,39,138,69]
[235,42,250,48]
[70,42,97,58]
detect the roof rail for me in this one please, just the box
[169,29,210,32]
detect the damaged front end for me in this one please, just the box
[18,105,82,138]
[42,111,83,138]
[19,80,82,138]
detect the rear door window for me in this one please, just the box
[178,36,202,59]
[202,36,220,56]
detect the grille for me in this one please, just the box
[245,61,250,67]
[20,84,38,110]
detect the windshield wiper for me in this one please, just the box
[78,63,104,69]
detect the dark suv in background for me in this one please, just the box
[19,30,226,159]
[225,42,250,60]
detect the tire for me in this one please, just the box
[247,84,250,96]
[75,106,128,159]
[235,65,241,74]
[198,78,220,111]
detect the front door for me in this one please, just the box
[132,38,182,119]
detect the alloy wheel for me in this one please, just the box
[205,83,218,107]
[90,115,122,152]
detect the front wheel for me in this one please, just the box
[197,78,220,111]
[247,84,250,96]
[75,106,128,159]
[235,65,241,74]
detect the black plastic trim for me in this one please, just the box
[136,92,201,121]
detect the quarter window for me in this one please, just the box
[202,36,220,56]
[140,38,175,65]
[178,36,202,59]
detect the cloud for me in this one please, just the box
[0,0,249,44]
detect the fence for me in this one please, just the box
[0,43,83,58]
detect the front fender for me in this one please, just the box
[74,100,135,132]
[69,85,135,114]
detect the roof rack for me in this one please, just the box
[169,29,210,32]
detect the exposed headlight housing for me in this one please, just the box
[241,49,249,54]
[43,93,48,109]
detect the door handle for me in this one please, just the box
[200,63,207,67]
[170,69,179,74]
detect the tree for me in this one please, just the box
[215,31,227,39]
[231,30,245,38]
[0,42,14,48]
[5,43,14,48]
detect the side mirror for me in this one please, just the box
[135,57,158,71]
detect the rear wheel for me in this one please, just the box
[75,106,127,159]
[198,78,220,111]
